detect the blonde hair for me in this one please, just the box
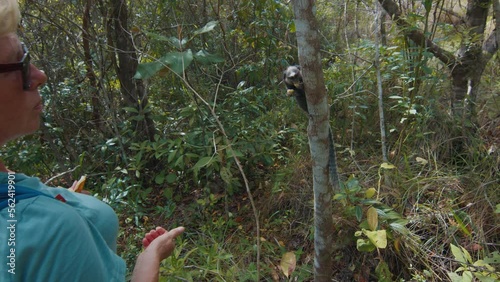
[0,0,20,37]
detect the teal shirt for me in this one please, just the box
[0,173,126,281]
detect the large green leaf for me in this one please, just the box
[134,61,165,80]
[389,219,410,235]
[194,50,225,64]
[163,50,194,75]
[451,244,467,264]
[365,229,387,248]
[193,21,218,36]
[166,37,187,50]
[193,157,213,171]
[134,50,194,79]
[144,31,187,49]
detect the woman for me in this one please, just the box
[0,1,184,281]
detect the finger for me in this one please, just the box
[69,181,78,191]
[142,237,151,248]
[142,233,156,247]
[155,226,167,235]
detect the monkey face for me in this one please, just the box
[283,65,304,90]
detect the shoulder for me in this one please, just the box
[0,196,125,281]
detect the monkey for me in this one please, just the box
[283,65,308,113]
[283,65,341,191]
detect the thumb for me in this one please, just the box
[166,226,185,239]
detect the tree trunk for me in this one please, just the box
[378,0,499,123]
[82,0,101,128]
[451,0,490,121]
[292,0,334,280]
[375,3,388,162]
[107,0,156,141]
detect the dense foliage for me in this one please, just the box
[1,0,498,280]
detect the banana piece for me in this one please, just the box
[71,175,87,193]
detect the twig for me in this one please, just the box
[44,165,80,185]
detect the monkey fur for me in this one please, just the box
[283,65,341,191]
[283,65,308,113]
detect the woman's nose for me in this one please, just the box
[29,64,47,89]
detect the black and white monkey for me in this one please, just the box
[282,65,341,191]
[283,65,308,113]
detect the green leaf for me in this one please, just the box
[166,173,177,184]
[163,187,173,199]
[167,150,177,163]
[367,207,378,231]
[473,273,498,282]
[333,193,346,200]
[134,50,194,79]
[227,149,244,158]
[355,205,363,222]
[447,272,463,282]
[123,107,139,113]
[155,173,165,185]
[161,50,194,75]
[375,260,393,282]
[382,210,404,220]
[461,245,473,264]
[193,21,219,36]
[451,244,467,264]
[424,0,432,13]
[193,157,213,170]
[194,50,225,64]
[144,31,171,42]
[364,229,387,248]
[462,271,473,282]
[220,167,233,184]
[356,238,376,252]
[134,61,165,80]
[365,187,377,198]
[174,155,185,168]
[389,220,410,235]
[380,162,395,169]
[166,36,187,49]
[452,211,472,237]
[483,251,500,264]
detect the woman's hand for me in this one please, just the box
[131,226,185,282]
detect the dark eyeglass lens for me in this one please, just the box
[21,45,30,90]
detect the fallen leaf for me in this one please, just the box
[280,252,296,278]
[416,157,428,165]
[380,163,395,169]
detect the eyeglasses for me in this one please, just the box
[0,43,31,90]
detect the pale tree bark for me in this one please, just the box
[375,3,388,162]
[292,0,334,280]
[378,0,499,124]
